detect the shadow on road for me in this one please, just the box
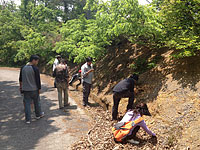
[0,80,74,150]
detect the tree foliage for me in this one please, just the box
[0,0,200,66]
[158,0,200,58]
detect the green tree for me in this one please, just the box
[0,2,23,65]
[159,0,200,57]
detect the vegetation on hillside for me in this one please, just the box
[0,0,199,67]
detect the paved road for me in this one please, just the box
[0,68,90,150]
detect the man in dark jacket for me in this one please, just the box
[112,74,139,120]
[19,55,44,124]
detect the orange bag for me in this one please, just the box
[112,117,143,142]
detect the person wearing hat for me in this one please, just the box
[112,74,139,120]
[81,57,94,106]
[53,55,62,88]
[69,70,82,90]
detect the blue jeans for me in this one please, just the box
[23,90,42,121]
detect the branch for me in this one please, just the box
[87,122,98,147]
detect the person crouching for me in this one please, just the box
[112,103,157,144]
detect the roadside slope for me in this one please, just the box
[71,42,200,149]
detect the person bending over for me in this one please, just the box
[69,70,81,90]
[112,74,139,120]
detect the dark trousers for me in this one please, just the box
[126,126,140,141]
[76,79,81,89]
[24,90,42,121]
[69,74,78,85]
[69,75,81,89]
[115,126,140,143]
[54,79,56,88]
[112,91,134,120]
[82,82,91,105]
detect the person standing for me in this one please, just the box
[19,55,44,124]
[81,57,94,106]
[53,59,69,109]
[53,55,62,88]
[112,74,139,120]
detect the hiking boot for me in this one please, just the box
[127,139,139,145]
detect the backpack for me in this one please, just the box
[112,117,144,142]
[54,65,68,82]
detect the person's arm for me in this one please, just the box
[53,68,56,78]
[53,59,58,71]
[53,63,56,72]
[126,78,134,92]
[32,66,41,90]
[64,67,69,86]
[81,65,87,78]
[81,66,94,78]
[19,66,24,93]
[138,120,156,136]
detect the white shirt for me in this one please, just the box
[53,58,59,71]
[81,63,94,84]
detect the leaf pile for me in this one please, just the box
[71,106,179,150]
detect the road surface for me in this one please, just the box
[0,67,91,150]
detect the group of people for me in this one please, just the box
[19,54,156,145]
[52,55,94,108]
[19,55,94,124]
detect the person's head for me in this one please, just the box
[86,57,93,66]
[135,103,151,116]
[130,74,139,81]
[60,59,66,65]
[56,55,62,62]
[29,55,40,65]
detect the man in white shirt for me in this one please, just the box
[81,57,94,106]
[53,55,61,88]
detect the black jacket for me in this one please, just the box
[113,78,135,93]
